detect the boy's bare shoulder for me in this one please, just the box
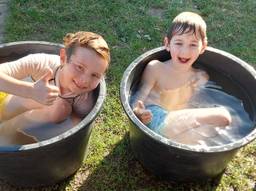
[194,69,209,86]
[142,60,166,80]
[147,59,164,67]
[145,59,164,72]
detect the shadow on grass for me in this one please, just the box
[0,176,71,191]
[79,133,222,191]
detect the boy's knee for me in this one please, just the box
[218,107,232,126]
[48,101,72,123]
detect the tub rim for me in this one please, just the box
[0,41,106,152]
[120,46,256,153]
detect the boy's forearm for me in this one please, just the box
[131,89,149,109]
[0,72,34,98]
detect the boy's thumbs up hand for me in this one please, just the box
[32,68,60,105]
[133,100,145,115]
[133,100,152,125]
[40,68,53,83]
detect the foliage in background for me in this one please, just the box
[2,0,255,190]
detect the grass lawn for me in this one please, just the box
[1,0,256,190]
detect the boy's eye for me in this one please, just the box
[76,65,84,71]
[191,44,198,47]
[92,74,101,79]
[175,42,182,46]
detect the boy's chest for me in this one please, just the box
[154,75,197,110]
[156,72,196,91]
[158,85,194,110]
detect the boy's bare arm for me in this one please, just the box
[0,98,72,136]
[0,54,60,105]
[132,60,158,106]
[0,70,59,105]
[195,70,209,87]
[133,60,160,123]
[0,71,34,96]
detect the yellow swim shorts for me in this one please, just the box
[0,92,8,114]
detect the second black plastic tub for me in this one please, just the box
[0,41,106,186]
[120,46,256,182]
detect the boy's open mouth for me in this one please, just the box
[178,57,190,64]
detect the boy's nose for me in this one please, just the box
[180,47,190,56]
[77,75,90,88]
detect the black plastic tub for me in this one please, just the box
[0,41,106,186]
[120,46,256,182]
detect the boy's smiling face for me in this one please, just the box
[165,30,206,70]
[59,47,108,96]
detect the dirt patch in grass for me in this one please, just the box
[148,7,164,19]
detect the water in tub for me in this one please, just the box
[0,114,80,146]
[130,74,254,146]
[172,81,253,146]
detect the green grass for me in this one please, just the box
[2,0,256,190]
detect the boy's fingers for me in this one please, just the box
[40,68,53,83]
[142,117,151,124]
[141,113,150,118]
[133,107,141,116]
[133,101,152,123]
[49,86,60,93]
[137,100,145,109]
[48,92,59,98]
[141,111,152,124]
[61,91,76,97]
[46,97,58,105]
[142,110,152,117]
[142,115,151,122]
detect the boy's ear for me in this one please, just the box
[59,48,67,65]
[164,37,170,51]
[200,42,207,54]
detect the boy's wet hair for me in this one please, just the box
[166,12,207,45]
[63,31,110,64]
